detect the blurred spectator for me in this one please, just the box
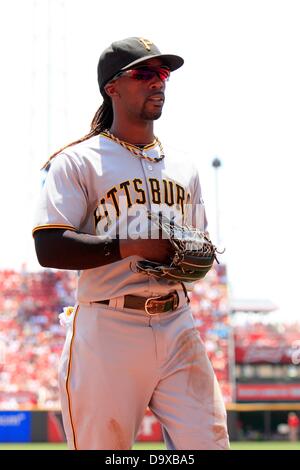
[288,412,299,442]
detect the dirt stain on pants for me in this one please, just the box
[108,418,127,450]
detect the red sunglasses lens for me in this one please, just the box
[130,67,170,81]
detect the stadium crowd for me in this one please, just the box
[0,269,76,409]
[0,266,232,409]
[234,319,300,365]
[189,264,232,402]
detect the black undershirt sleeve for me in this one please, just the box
[33,229,121,270]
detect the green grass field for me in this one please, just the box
[0,441,300,450]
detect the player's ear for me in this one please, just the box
[104,81,120,99]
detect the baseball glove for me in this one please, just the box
[135,212,221,282]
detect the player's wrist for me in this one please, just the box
[100,236,121,264]
[120,238,146,259]
[119,238,134,259]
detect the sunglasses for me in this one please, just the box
[113,66,170,82]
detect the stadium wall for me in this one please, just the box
[1,406,300,443]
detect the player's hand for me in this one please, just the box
[120,238,174,263]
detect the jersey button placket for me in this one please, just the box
[140,159,155,210]
[140,159,157,296]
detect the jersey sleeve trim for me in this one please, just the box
[32,224,77,236]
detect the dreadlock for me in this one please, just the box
[42,98,113,169]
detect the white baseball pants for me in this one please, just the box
[58,299,229,450]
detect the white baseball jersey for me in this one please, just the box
[33,133,207,302]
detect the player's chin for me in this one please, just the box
[141,109,163,121]
[142,102,164,120]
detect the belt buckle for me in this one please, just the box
[145,296,162,316]
[144,292,179,316]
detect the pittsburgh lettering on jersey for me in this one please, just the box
[93,178,188,231]
[133,178,146,204]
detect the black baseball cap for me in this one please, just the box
[97,37,184,96]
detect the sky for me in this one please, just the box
[0,0,300,318]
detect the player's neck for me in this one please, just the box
[109,122,155,146]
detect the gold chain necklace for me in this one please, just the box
[102,129,165,163]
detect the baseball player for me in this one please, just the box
[33,37,229,450]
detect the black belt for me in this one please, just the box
[94,291,180,315]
